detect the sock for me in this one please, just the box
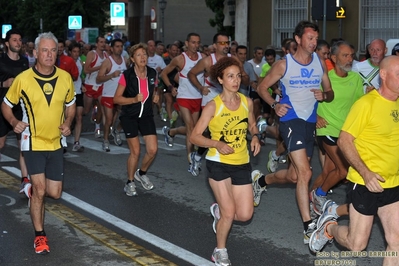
[139,169,146,176]
[257,175,267,187]
[95,123,100,130]
[35,230,46,237]
[271,150,279,161]
[304,220,313,231]
[74,141,79,145]
[316,187,328,197]
[167,130,174,138]
[126,179,134,184]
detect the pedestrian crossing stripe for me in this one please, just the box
[68,15,82,29]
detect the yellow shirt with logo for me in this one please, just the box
[4,67,75,151]
[342,90,399,188]
[206,93,249,165]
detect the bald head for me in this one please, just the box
[381,55,394,69]
[368,39,387,66]
[147,40,156,56]
[379,55,399,97]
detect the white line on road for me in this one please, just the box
[0,154,17,162]
[1,166,213,266]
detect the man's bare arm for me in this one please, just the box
[187,56,209,94]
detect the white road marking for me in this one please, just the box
[1,166,213,266]
[0,154,17,162]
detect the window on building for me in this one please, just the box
[360,0,399,52]
[273,0,308,49]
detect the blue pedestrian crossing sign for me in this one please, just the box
[68,16,82,30]
[110,2,125,26]
[2,24,12,39]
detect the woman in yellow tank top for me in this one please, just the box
[190,57,261,265]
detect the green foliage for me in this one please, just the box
[0,0,112,41]
[205,0,234,38]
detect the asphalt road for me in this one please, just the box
[0,112,387,266]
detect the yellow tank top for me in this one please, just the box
[206,93,249,165]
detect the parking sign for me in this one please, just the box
[2,24,12,39]
[110,2,125,26]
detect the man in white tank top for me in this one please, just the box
[96,39,127,152]
[253,21,334,245]
[188,33,249,107]
[25,42,36,67]
[160,33,206,175]
[83,36,107,138]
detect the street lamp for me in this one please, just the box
[159,0,167,43]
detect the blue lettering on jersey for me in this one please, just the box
[301,68,314,78]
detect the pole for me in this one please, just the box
[323,0,327,40]
[161,10,165,43]
[338,0,342,38]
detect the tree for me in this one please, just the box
[0,0,113,42]
[205,0,234,38]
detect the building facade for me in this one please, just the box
[116,0,399,59]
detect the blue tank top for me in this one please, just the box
[279,53,323,123]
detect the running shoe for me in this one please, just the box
[94,128,102,138]
[251,170,266,207]
[309,220,337,253]
[279,154,287,164]
[19,177,30,194]
[124,181,137,196]
[72,142,84,152]
[210,203,220,234]
[256,116,268,133]
[102,140,110,152]
[112,129,123,146]
[211,247,231,266]
[24,182,32,199]
[309,189,327,215]
[317,200,339,228]
[310,202,319,221]
[170,110,178,128]
[34,236,50,254]
[304,220,317,245]
[162,126,174,147]
[134,170,154,190]
[189,152,201,177]
[160,107,168,121]
[91,105,98,123]
[267,150,279,173]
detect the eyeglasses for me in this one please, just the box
[216,41,230,46]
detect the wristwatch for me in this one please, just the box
[271,102,279,109]
[252,133,262,140]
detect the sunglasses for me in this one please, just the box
[217,41,230,45]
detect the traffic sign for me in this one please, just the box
[151,7,156,22]
[68,16,82,29]
[336,6,346,19]
[2,24,12,39]
[110,2,125,26]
